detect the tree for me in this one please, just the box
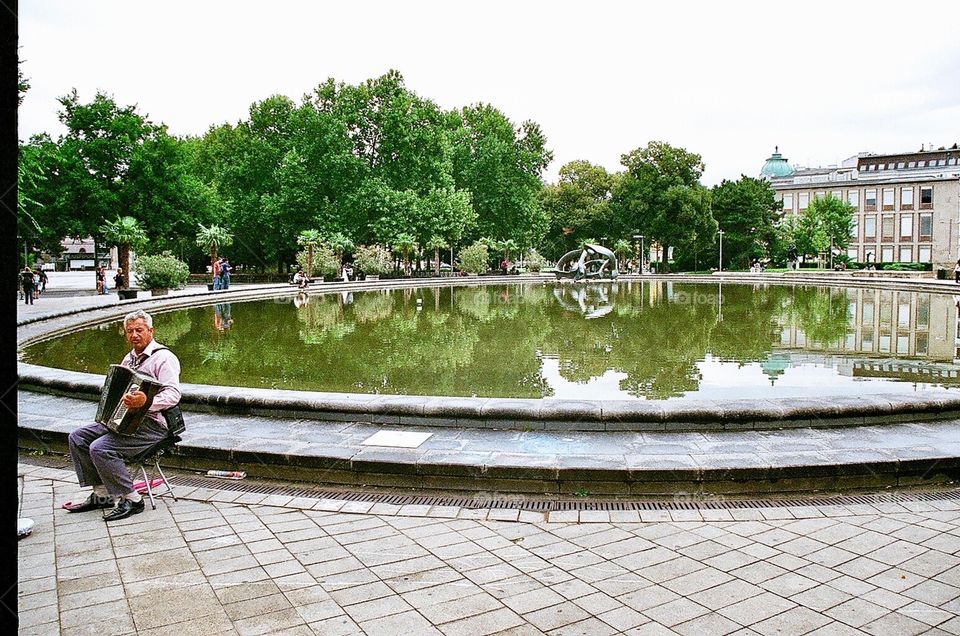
[101,216,147,287]
[612,141,716,270]
[57,91,156,243]
[450,104,552,247]
[541,160,614,259]
[798,195,854,266]
[393,232,417,275]
[297,229,323,278]
[711,176,781,269]
[195,223,234,274]
[325,231,355,264]
[425,235,448,275]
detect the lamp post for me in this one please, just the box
[718,230,725,272]
[632,234,645,274]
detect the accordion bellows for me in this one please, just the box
[95,365,162,435]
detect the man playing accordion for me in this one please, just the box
[63,309,182,521]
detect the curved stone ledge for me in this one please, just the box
[18,360,960,433]
[17,274,960,433]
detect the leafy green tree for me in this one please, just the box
[450,104,552,247]
[806,194,855,267]
[297,229,323,278]
[101,216,147,287]
[325,231,355,264]
[541,160,614,259]
[711,176,781,269]
[612,141,716,270]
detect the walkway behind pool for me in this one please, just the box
[17,461,960,635]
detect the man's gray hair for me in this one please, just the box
[123,309,153,328]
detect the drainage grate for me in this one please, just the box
[22,454,959,512]
[167,473,960,512]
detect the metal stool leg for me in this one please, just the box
[139,463,158,510]
[154,459,178,502]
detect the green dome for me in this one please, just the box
[761,146,793,179]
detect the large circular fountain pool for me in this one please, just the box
[21,281,960,400]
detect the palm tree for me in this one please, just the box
[101,216,147,289]
[393,233,417,276]
[195,223,234,277]
[326,232,355,261]
[297,229,322,278]
[425,235,448,275]
[613,239,632,263]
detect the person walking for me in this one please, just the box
[220,259,231,289]
[954,259,960,283]
[38,269,48,295]
[21,266,34,304]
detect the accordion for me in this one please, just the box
[95,364,163,435]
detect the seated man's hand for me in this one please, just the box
[121,390,147,409]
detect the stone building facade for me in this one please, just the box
[763,146,960,270]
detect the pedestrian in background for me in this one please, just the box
[212,257,221,290]
[220,259,231,289]
[21,266,35,305]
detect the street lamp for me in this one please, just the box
[633,234,644,274]
[718,230,725,272]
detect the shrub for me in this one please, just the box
[296,245,340,277]
[525,248,548,273]
[457,242,489,274]
[353,244,393,275]
[134,252,190,290]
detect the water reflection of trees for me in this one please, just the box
[23,282,941,399]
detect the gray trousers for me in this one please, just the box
[68,417,167,497]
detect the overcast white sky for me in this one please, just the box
[18,0,960,186]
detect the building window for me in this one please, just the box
[864,215,877,240]
[899,245,912,262]
[849,217,859,240]
[919,161,926,167]
[865,189,877,211]
[920,186,933,208]
[882,188,895,211]
[831,190,841,200]
[847,190,859,209]
[901,187,914,209]
[939,159,946,166]
[919,213,933,241]
[815,191,825,201]
[918,245,932,263]
[798,192,809,211]
[881,245,894,262]
[782,193,793,212]
[900,215,913,241]
[847,247,859,261]
[881,215,895,241]
[908,161,916,168]
[897,162,905,169]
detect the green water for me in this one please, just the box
[22,282,960,400]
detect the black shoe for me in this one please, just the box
[102,498,145,522]
[63,493,114,513]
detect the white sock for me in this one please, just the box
[126,491,142,503]
[93,485,108,497]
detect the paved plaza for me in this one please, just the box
[16,462,960,635]
[16,275,960,634]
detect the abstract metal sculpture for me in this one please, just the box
[554,243,619,281]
